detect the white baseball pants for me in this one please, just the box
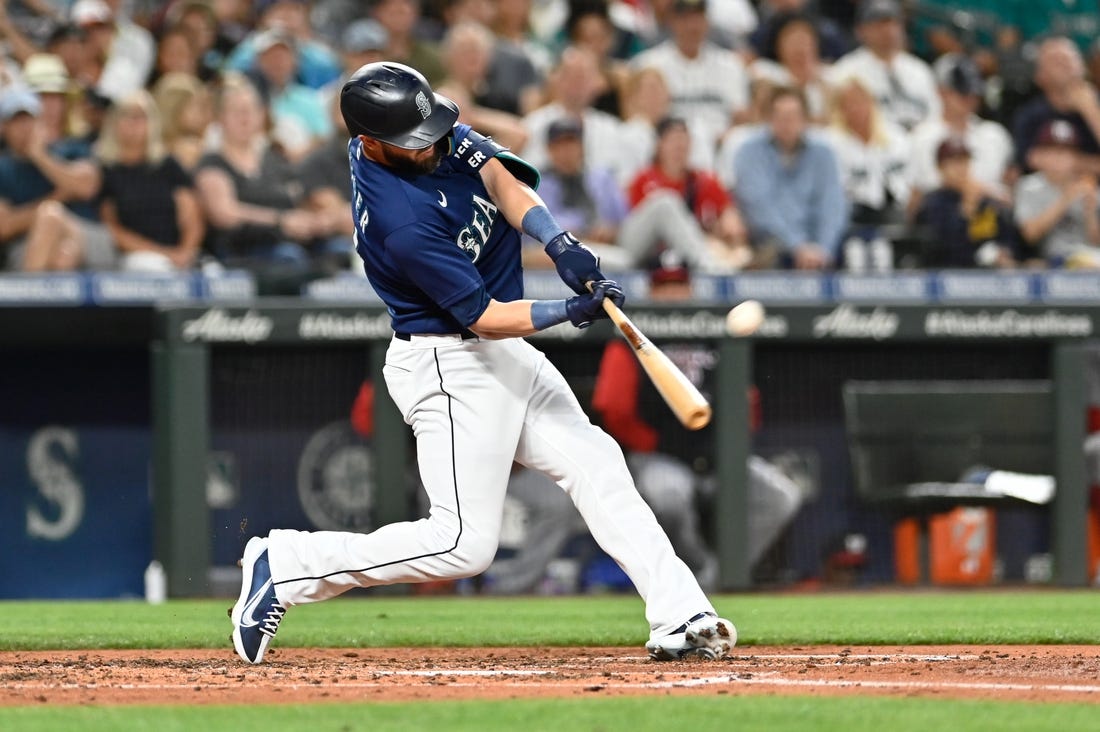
[267,333,714,637]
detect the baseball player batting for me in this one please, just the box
[229,62,734,664]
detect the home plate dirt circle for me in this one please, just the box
[1,646,1098,706]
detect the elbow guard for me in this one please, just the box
[453,129,540,188]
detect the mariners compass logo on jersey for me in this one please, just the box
[455,194,498,262]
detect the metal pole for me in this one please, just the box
[715,337,752,590]
[1051,342,1088,586]
[152,339,211,597]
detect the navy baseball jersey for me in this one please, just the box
[349,123,539,335]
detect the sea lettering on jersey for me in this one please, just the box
[455,193,498,262]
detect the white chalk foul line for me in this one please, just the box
[581,654,977,664]
[735,654,977,662]
[705,676,1100,695]
[371,669,552,677]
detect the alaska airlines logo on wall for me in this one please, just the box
[297,422,374,532]
[812,304,899,340]
[181,309,274,343]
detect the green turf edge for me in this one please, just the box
[1,591,1099,651]
[1,696,1096,732]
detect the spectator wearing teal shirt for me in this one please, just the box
[224,0,342,90]
[245,28,333,163]
[910,0,1100,56]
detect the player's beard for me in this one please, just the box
[384,140,446,177]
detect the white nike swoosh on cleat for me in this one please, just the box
[437,189,447,207]
[239,578,273,628]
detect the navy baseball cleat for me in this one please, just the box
[230,537,287,664]
[645,612,736,661]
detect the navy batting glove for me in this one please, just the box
[545,231,605,295]
[565,280,625,328]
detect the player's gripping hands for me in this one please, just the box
[566,279,625,328]
[521,205,621,330]
[529,279,625,332]
[545,231,605,295]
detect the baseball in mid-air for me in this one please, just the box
[725,300,766,336]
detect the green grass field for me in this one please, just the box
[1,590,1097,731]
[1,590,1097,650]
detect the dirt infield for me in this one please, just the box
[2,646,1099,706]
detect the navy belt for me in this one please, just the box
[394,331,478,341]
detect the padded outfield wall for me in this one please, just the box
[0,270,1095,597]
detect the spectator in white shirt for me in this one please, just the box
[749,11,831,123]
[519,45,627,182]
[618,63,714,186]
[908,53,1014,205]
[70,0,154,102]
[827,0,939,132]
[823,73,910,271]
[631,0,749,169]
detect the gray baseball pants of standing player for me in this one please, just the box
[485,455,803,593]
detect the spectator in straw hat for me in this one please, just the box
[21,53,78,143]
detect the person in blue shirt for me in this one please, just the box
[0,87,113,271]
[733,85,849,269]
[229,62,735,666]
[223,0,343,90]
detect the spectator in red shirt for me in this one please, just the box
[622,116,752,272]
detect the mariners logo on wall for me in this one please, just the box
[297,422,374,531]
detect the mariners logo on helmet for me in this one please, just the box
[415,90,431,119]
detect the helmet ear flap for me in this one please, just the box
[434,130,455,157]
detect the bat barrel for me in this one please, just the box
[683,406,712,431]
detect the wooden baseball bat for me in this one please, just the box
[600,297,712,431]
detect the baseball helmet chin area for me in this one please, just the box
[340,61,459,150]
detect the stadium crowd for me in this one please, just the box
[2,0,1100,290]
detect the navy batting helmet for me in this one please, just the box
[340,62,459,149]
